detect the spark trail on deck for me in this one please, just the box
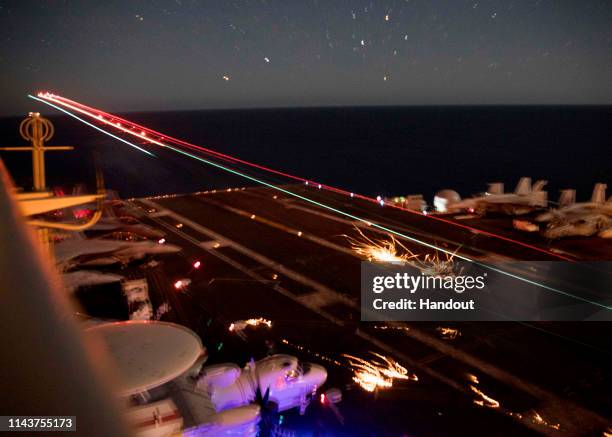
[29,92,612,313]
[32,92,574,261]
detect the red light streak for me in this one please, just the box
[35,92,573,261]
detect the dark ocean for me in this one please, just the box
[1,106,610,203]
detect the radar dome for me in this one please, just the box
[433,189,461,212]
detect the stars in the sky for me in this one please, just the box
[1,0,609,110]
[32,0,577,88]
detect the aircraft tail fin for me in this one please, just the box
[514,177,532,195]
[531,190,548,207]
[487,182,504,195]
[532,180,548,192]
[558,189,576,208]
[591,183,607,203]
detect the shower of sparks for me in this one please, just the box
[346,228,461,281]
[280,339,417,390]
[229,317,272,333]
[344,228,419,264]
[531,411,561,431]
[35,94,601,316]
[468,374,562,430]
[281,338,343,367]
[413,248,462,277]
[343,352,417,392]
[436,326,461,340]
[345,227,461,275]
[470,385,500,408]
[468,370,499,408]
[373,324,410,332]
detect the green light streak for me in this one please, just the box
[31,95,612,312]
[163,144,611,311]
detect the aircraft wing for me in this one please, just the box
[62,270,124,292]
[55,239,180,264]
[18,194,105,216]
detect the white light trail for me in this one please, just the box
[29,94,612,313]
[27,95,155,157]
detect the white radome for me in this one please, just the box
[433,189,461,212]
[86,320,204,396]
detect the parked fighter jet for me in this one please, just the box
[535,183,611,222]
[88,216,165,239]
[541,214,611,239]
[435,177,548,215]
[55,238,181,270]
[537,184,612,239]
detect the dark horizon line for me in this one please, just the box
[2,101,612,118]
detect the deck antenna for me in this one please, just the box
[0,113,105,259]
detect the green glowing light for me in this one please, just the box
[30,94,612,312]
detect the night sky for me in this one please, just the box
[1,0,612,115]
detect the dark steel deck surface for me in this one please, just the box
[124,185,611,436]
